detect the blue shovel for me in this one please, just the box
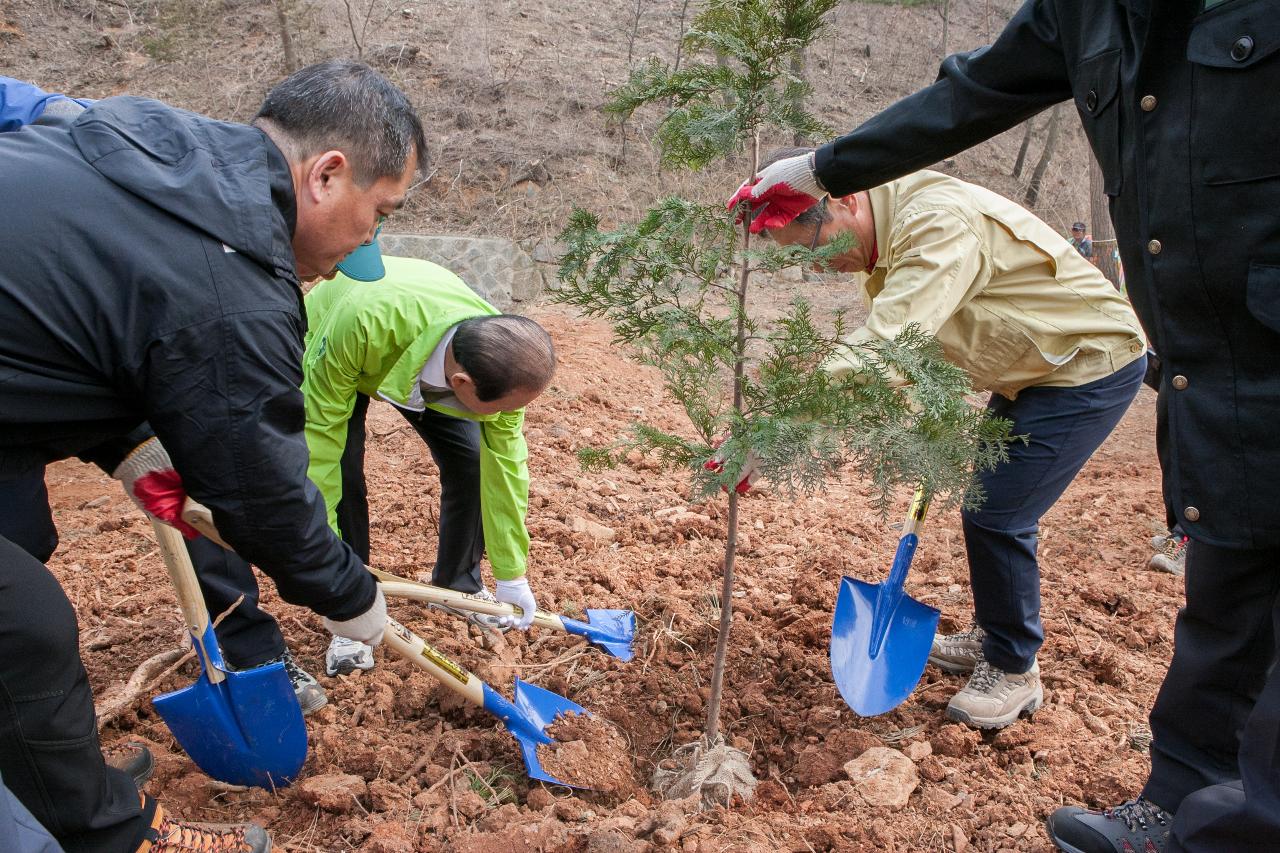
[829,489,940,716]
[381,615,595,787]
[370,567,636,662]
[149,519,307,788]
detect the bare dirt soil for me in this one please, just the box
[46,305,1172,852]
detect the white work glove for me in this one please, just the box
[322,586,387,647]
[495,577,537,630]
[726,152,827,233]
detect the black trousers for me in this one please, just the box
[0,534,150,853]
[1140,540,1280,851]
[192,394,485,664]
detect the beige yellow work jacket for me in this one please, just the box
[825,170,1146,398]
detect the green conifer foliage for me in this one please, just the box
[554,0,1012,756]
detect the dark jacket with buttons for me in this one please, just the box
[812,0,1280,548]
[0,97,377,619]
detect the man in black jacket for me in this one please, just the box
[0,60,423,852]
[728,2,1279,851]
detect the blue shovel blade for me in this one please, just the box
[562,609,636,662]
[482,678,592,788]
[830,576,940,717]
[153,659,307,789]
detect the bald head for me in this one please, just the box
[451,315,556,404]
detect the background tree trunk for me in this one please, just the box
[1024,103,1061,207]
[1089,152,1122,289]
[274,0,298,73]
[1012,117,1035,179]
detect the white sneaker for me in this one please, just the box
[429,587,509,633]
[325,635,376,677]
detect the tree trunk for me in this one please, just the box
[939,0,950,57]
[672,0,691,73]
[626,0,644,66]
[704,135,759,742]
[1012,117,1035,179]
[1089,152,1122,289]
[1024,104,1062,207]
[274,0,298,73]
[790,49,807,146]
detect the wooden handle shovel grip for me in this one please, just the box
[151,517,224,684]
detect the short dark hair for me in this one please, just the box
[254,60,428,185]
[451,315,556,403]
[759,146,832,228]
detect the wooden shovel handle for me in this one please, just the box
[181,499,230,550]
[151,518,224,684]
[371,568,566,632]
[382,617,485,706]
[183,498,568,632]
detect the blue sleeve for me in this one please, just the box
[0,77,91,133]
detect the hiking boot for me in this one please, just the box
[265,649,327,715]
[139,803,270,852]
[1047,796,1173,853]
[929,624,985,674]
[106,741,154,787]
[429,587,509,633]
[946,659,1043,729]
[1148,535,1187,577]
[325,635,376,677]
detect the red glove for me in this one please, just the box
[726,152,826,234]
[111,438,200,538]
[703,438,760,495]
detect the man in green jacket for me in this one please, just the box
[193,253,556,688]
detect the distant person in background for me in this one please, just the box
[1068,221,1093,261]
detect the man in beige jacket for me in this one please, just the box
[760,149,1147,730]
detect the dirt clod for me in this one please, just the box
[536,712,636,797]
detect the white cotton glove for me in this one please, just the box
[322,585,387,647]
[495,577,537,630]
[726,152,827,233]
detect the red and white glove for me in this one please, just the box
[111,437,200,538]
[495,577,538,631]
[726,152,826,234]
[703,438,760,495]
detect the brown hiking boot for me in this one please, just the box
[138,802,270,852]
[106,741,154,787]
[929,623,985,674]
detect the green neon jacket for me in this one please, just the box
[302,255,530,580]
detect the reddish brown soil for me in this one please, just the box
[43,305,1173,852]
[537,712,637,797]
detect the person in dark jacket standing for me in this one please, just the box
[728,1,1280,852]
[0,60,424,853]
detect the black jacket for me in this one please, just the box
[0,97,376,619]
[814,0,1280,549]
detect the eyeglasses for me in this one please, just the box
[807,197,829,252]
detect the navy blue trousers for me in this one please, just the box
[964,355,1145,674]
[1142,540,1280,850]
